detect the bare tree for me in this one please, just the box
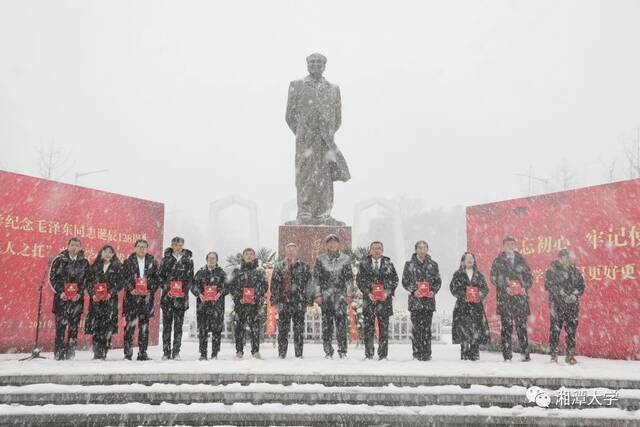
[622,125,640,179]
[37,142,73,180]
[600,157,618,183]
[553,157,574,190]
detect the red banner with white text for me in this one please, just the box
[467,179,640,360]
[0,170,164,353]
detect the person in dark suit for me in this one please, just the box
[490,236,533,362]
[121,239,159,361]
[450,252,490,361]
[402,241,442,361]
[270,243,312,359]
[357,241,399,360]
[158,237,194,360]
[49,237,90,360]
[545,249,585,365]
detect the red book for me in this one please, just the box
[203,285,218,302]
[371,284,386,301]
[94,282,109,301]
[241,287,255,305]
[415,281,433,298]
[507,280,525,296]
[135,277,149,296]
[168,280,184,298]
[63,283,78,301]
[465,286,479,303]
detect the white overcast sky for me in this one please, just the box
[1,0,640,251]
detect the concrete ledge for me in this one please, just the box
[1,389,638,410]
[1,411,638,427]
[1,372,638,390]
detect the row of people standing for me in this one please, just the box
[49,234,585,364]
[305,233,584,364]
[48,236,268,361]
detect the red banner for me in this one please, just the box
[265,268,277,337]
[0,171,164,353]
[467,179,640,360]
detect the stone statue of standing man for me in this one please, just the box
[286,53,350,226]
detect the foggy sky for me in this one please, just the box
[2,0,640,256]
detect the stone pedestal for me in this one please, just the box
[278,225,352,266]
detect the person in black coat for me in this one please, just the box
[402,240,442,361]
[450,252,490,361]
[545,249,585,365]
[121,239,159,361]
[229,248,268,358]
[357,241,399,360]
[84,245,122,360]
[158,236,194,360]
[489,235,533,362]
[191,251,228,360]
[270,243,312,359]
[312,234,354,359]
[49,237,90,360]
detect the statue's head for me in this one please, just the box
[306,53,327,78]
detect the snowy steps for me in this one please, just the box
[1,404,640,427]
[1,382,640,410]
[2,375,640,426]
[2,371,639,389]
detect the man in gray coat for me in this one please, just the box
[313,234,354,358]
[286,53,350,226]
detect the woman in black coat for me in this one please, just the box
[450,252,490,361]
[84,245,122,359]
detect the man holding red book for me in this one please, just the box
[49,237,90,360]
[490,235,533,362]
[192,251,228,360]
[122,239,159,361]
[356,241,399,360]
[229,248,268,359]
[401,240,442,361]
[158,237,194,360]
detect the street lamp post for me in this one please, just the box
[74,169,109,184]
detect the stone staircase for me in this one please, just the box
[1,371,639,426]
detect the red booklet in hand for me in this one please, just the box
[94,282,109,301]
[507,280,525,296]
[168,280,184,298]
[465,286,479,303]
[415,281,433,298]
[203,285,218,302]
[135,277,149,296]
[371,284,386,301]
[241,287,255,305]
[63,283,78,301]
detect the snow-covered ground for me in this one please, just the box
[1,340,638,381]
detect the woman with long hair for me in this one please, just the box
[449,252,490,361]
[85,245,122,359]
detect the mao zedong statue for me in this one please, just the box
[285,53,350,226]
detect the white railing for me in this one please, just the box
[190,311,442,343]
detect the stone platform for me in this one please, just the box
[278,224,351,265]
